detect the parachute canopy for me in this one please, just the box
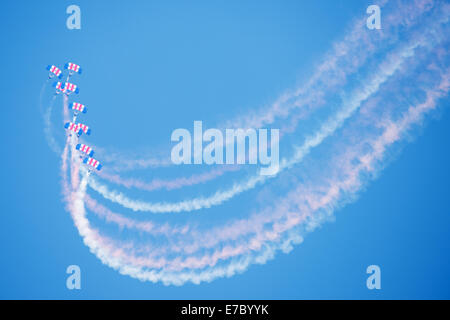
[64,122,83,136]
[64,82,79,94]
[65,62,82,75]
[76,144,94,157]
[46,65,63,79]
[69,102,87,114]
[77,123,91,135]
[83,157,102,171]
[53,81,65,93]
[53,82,79,94]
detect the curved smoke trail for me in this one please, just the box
[64,67,450,284]
[44,0,437,193]
[87,14,447,214]
[47,0,450,285]
[93,0,431,173]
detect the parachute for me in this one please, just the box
[64,62,82,75]
[53,82,79,95]
[76,144,94,157]
[59,65,103,172]
[83,157,102,171]
[77,123,91,135]
[53,81,66,94]
[64,82,79,94]
[69,102,87,114]
[46,65,63,79]
[64,122,83,136]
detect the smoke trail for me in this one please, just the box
[90,0,440,198]
[82,64,450,267]
[53,0,450,285]
[63,35,450,277]
[63,95,70,123]
[95,0,433,172]
[41,80,72,155]
[43,95,61,154]
[84,195,190,236]
[65,71,450,283]
[87,29,437,213]
[98,165,240,191]
[64,31,450,273]
[45,0,439,197]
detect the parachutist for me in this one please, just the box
[46,65,63,79]
[83,157,102,171]
[76,144,94,157]
[47,62,103,175]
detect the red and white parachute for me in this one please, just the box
[53,82,79,95]
[46,65,63,79]
[77,123,91,135]
[64,122,83,136]
[53,81,65,94]
[69,102,87,114]
[64,62,82,75]
[83,157,102,171]
[76,144,94,157]
[54,64,103,172]
[64,82,79,94]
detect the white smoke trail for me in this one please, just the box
[81,69,450,269]
[65,35,450,277]
[62,22,450,272]
[43,95,61,154]
[65,71,450,283]
[44,0,438,198]
[54,0,450,285]
[95,0,433,172]
[97,165,240,191]
[87,33,434,213]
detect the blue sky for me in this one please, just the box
[0,0,449,299]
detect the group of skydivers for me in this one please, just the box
[47,63,102,173]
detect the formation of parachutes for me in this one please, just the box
[47,62,102,173]
[38,1,450,287]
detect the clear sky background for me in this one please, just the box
[0,0,449,299]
